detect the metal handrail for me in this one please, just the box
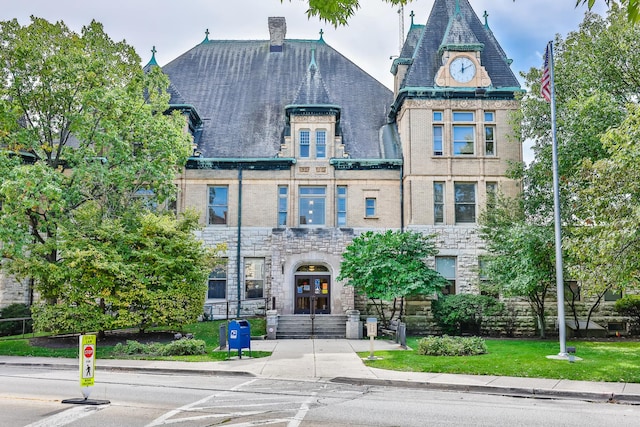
[0,317,33,338]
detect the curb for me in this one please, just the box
[330,377,640,405]
[0,361,255,378]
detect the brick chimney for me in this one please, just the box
[268,17,286,52]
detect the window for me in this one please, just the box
[453,111,474,121]
[484,111,495,122]
[316,130,326,158]
[208,186,228,225]
[337,186,347,226]
[299,130,310,158]
[245,258,264,299]
[434,182,444,224]
[208,261,227,299]
[453,112,475,156]
[433,125,443,156]
[485,125,495,156]
[454,183,476,223]
[433,111,443,156]
[605,289,623,301]
[278,185,288,227]
[365,198,376,217]
[133,188,158,211]
[486,182,497,209]
[436,256,456,295]
[299,186,326,225]
[565,281,581,302]
[453,126,475,155]
[478,257,499,297]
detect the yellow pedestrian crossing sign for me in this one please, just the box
[79,334,96,388]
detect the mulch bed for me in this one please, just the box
[30,330,176,349]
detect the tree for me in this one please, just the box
[30,208,221,335]
[0,18,194,329]
[578,0,640,21]
[431,294,504,336]
[479,196,556,338]
[512,7,640,335]
[337,230,448,326]
[280,1,640,27]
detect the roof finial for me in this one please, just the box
[483,11,490,29]
[201,28,210,44]
[146,46,158,67]
[455,0,461,14]
[319,28,324,42]
[410,10,415,26]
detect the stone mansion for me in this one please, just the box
[1,0,524,325]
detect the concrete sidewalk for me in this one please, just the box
[2,338,640,405]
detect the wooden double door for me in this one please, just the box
[294,275,330,314]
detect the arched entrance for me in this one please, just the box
[294,264,331,314]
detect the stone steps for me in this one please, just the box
[276,314,347,339]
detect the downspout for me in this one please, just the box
[400,163,404,231]
[236,165,243,318]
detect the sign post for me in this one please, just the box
[61,334,110,405]
[366,318,378,360]
[80,334,96,395]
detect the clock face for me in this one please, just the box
[449,57,476,83]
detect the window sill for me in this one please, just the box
[364,216,379,220]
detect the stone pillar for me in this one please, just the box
[345,309,362,339]
[266,310,278,340]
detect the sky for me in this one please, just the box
[0,0,608,91]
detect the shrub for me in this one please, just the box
[417,335,488,356]
[112,340,164,356]
[431,294,504,336]
[159,338,206,356]
[0,303,32,337]
[112,338,206,357]
[615,295,640,330]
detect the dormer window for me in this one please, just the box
[299,130,310,158]
[316,130,326,158]
[297,128,329,159]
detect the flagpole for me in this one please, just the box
[547,41,567,356]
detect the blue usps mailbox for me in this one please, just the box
[228,319,251,359]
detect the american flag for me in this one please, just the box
[540,42,552,103]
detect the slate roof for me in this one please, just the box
[401,0,520,91]
[161,35,394,159]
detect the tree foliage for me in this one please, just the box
[280,1,640,27]
[431,294,504,336]
[479,195,556,338]
[578,0,640,22]
[30,208,221,334]
[493,7,640,336]
[0,19,192,280]
[614,295,640,330]
[0,17,201,333]
[338,230,447,325]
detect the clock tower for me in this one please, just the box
[433,4,491,88]
[389,0,523,295]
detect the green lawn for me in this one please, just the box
[3,324,640,383]
[0,318,269,362]
[361,337,640,383]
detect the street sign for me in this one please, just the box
[79,335,96,390]
[62,333,109,405]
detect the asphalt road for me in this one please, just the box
[1,365,639,426]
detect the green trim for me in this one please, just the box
[388,86,525,120]
[390,58,413,75]
[439,43,484,53]
[329,158,402,170]
[284,104,341,111]
[186,157,296,171]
